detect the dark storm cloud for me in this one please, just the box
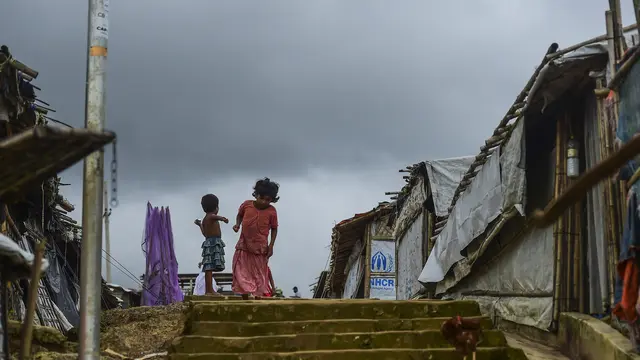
[1,0,630,193]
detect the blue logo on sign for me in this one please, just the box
[371,251,394,272]
[370,277,395,288]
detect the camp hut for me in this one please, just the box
[390,157,473,300]
[325,202,395,299]
[418,31,639,334]
[0,45,119,335]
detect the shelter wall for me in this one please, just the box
[342,240,364,299]
[397,212,425,300]
[446,225,555,330]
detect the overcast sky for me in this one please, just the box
[2,0,635,297]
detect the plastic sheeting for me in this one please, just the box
[343,240,363,299]
[617,55,640,144]
[528,43,608,111]
[446,225,555,330]
[0,234,49,279]
[141,203,184,306]
[500,118,526,214]
[343,256,362,299]
[419,147,503,284]
[193,272,218,296]
[425,156,475,217]
[584,93,609,314]
[397,214,424,300]
[44,251,80,327]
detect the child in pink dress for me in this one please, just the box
[232,178,279,299]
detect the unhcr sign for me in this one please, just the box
[370,276,396,300]
[370,239,395,273]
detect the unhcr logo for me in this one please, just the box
[371,251,394,273]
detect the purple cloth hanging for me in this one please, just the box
[141,202,184,306]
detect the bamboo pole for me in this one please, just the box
[603,11,617,306]
[577,198,584,313]
[553,117,564,325]
[427,213,434,258]
[634,0,640,39]
[611,0,626,57]
[19,239,46,360]
[562,115,570,312]
[595,77,615,311]
[547,23,639,61]
[571,194,579,311]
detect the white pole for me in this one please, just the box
[79,0,109,358]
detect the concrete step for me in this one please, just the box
[170,329,507,353]
[185,295,307,302]
[169,347,528,360]
[187,316,494,337]
[188,300,481,322]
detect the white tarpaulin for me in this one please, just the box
[419,147,503,284]
[446,225,555,330]
[343,256,362,298]
[425,156,475,217]
[397,215,424,300]
[194,272,218,296]
[343,240,364,298]
[500,117,526,214]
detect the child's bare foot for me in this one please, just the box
[241,294,255,300]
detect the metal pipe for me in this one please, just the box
[104,180,111,283]
[79,0,109,358]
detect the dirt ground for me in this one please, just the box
[15,302,187,360]
[100,302,187,358]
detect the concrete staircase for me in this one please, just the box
[169,297,528,360]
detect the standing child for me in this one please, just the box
[232,178,279,300]
[196,194,228,295]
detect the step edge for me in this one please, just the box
[189,316,491,325]
[178,329,505,340]
[169,346,511,355]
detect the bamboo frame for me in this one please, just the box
[546,23,639,61]
[19,239,45,360]
[364,223,372,298]
[427,212,435,259]
[606,12,621,309]
[562,114,570,313]
[553,116,564,324]
[577,198,584,313]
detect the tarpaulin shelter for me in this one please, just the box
[392,157,474,300]
[325,202,395,299]
[0,44,118,346]
[418,29,640,334]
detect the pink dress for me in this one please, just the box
[232,200,278,295]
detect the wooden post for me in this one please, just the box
[364,223,372,299]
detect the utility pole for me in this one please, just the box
[103,180,111,283]
[79,0,109,358]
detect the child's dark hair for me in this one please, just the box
[201,194,219,212]
[252,177,280,203]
